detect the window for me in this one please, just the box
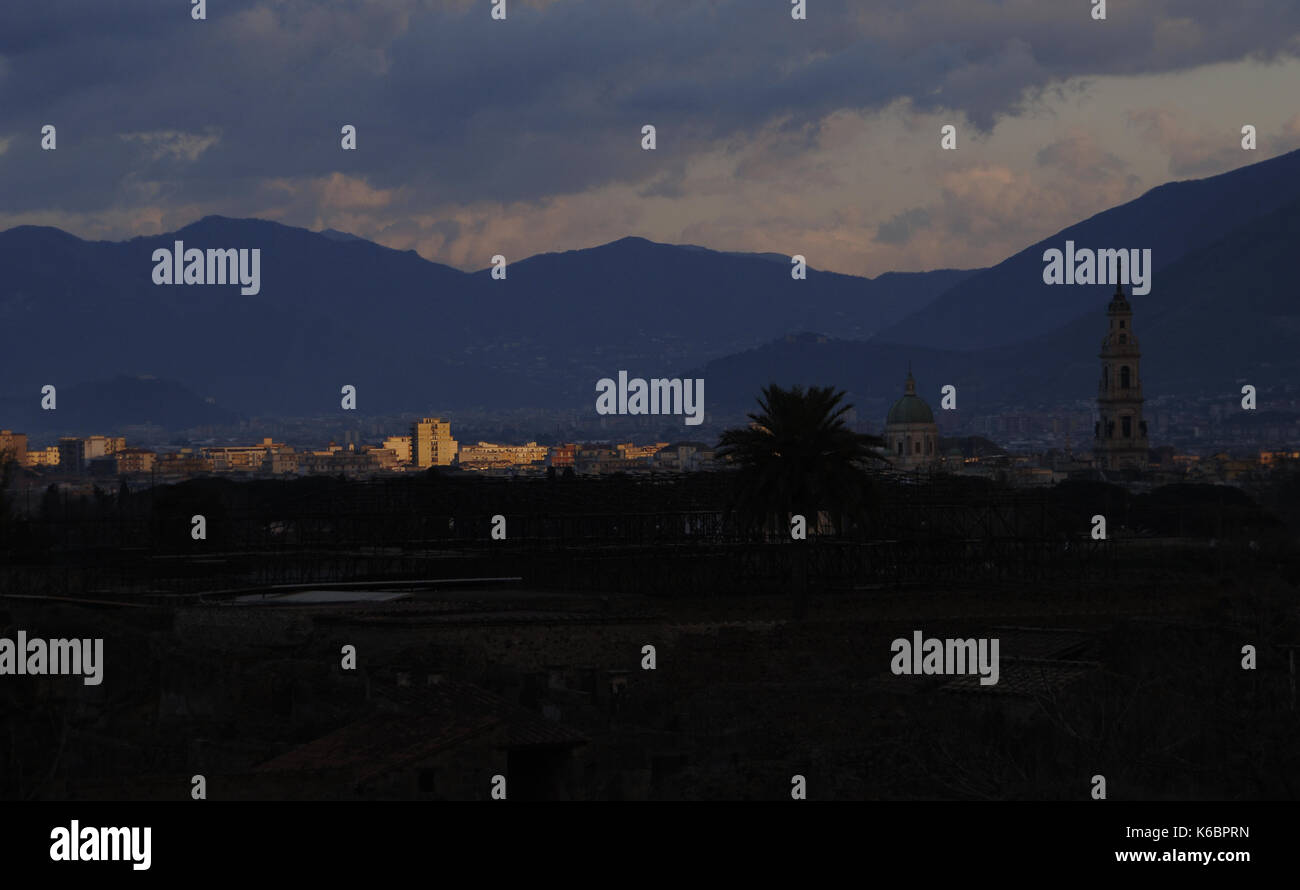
[897,441,903,455]
[1118,334,1127,344]
[1120,366,1131,388]
[1119,320,1125,329]
[1102,365,1109,391]
[1122,416,1132,438]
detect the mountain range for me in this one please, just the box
[3,147,1300,433]
[0,218,972,429]
[700,165,1300,419]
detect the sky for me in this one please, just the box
[2,0,1300,277]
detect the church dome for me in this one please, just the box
[886,370,935,425]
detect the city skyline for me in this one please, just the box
[3,0,1299,824]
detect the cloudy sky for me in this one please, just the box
[3,0,1300,277]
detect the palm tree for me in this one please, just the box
[717,384,887,538]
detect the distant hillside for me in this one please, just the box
[0,375,235,436]
[698,193,1300,416]
[875,148,1300,351]
[0,218,974,426]
[6,147,1300,432]
[474,236,973,350]
[981,191,1300,403]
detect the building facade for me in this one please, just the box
[547,444,577,468]
[382,435,413,464]
[1094,283,1149,470]
[57,438,86,474]
[114,448,157,474]
[411,418,458,468]
[156,449,214,476]
[0,430,28,467]
[206,438,290,473]
[84,436,126,459]
[458,441,550,469]
[25,446,61,468]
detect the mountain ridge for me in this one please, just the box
[0,218,974,426]
[875,147,1300,351]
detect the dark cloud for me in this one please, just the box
[1,0,1299,236]
[875,207,932,245]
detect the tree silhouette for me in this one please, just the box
[40,483,61,521]
[0,448,16,543]
[717,384,887,537]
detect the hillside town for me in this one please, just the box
[4,411,1298,508]
[4,286,1298,510]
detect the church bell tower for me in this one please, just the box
[1094,283,1149,471]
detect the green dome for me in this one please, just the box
[886,369,935,425]
[887,394,935,425]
